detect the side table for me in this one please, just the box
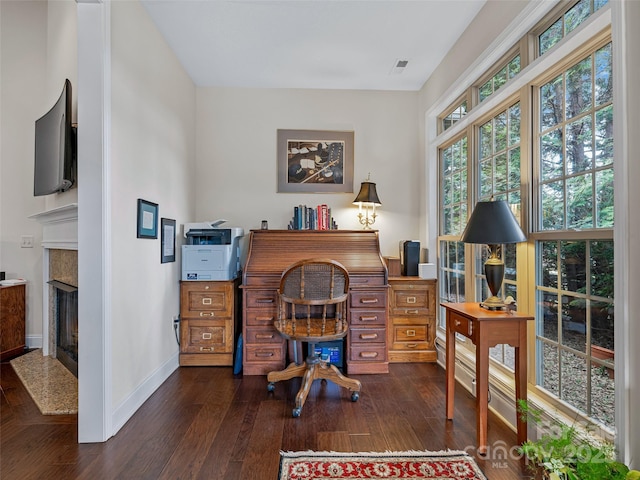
[442,302,533,454]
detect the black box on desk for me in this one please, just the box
[310,340,344,369]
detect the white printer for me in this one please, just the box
[181,220,244,281]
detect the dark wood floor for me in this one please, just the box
[1,357,539,479]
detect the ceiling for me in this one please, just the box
[140,0,487,91]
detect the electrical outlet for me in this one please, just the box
[20,235,34,248]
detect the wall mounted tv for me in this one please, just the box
[34,79,77,196]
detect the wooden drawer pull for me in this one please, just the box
[455,319,462,326]
[360,333,378,340]
[407,343,418,348]
[200,312,214,317]
[406,297,416,303]
[360,298,379,304]
[202,332,212,340]
[256,299,274,304]
[255,333,274,340]
[406,329,416,337]
[359,351,378,359]
[406,309,419,314]
[202,298,212,305]
[255,316,274,322]
[255,351,274,358]
[359,316,378,322]
[200,347,214,352]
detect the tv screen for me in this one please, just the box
[34,79,76,196]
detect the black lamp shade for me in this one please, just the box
[353,181,381,206]
[460,200,526,244]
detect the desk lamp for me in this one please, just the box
[353,174,381,229]
[460,199,526,310]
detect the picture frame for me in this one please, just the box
[136,199,158,239]
[277,129,354,193]
[161,218,176,263]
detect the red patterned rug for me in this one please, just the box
[278,450,487,479]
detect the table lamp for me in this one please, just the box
[460,199,526,310]
[353,174,381,229]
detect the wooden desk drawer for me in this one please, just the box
[245,308,277,327]
[450,312,473,338]
[350,327,385,344]
[244,290,278,308]
[349,343,386,362]
[350,291,386,308]
[245,326,282,344]
[180,319,231,354]
[244,344,285,363]
[393,325,428,343]
[181,282,232,317]
[349,309,386,326]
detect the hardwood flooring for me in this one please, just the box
[1,358,539,479]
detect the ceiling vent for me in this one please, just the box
[390,59,409,75]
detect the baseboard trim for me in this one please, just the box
[111,352,179,436]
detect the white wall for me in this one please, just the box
[0,0,77,349]
[195,87,421,259]
[109,0,196,411]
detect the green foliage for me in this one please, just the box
[517,400,628,480]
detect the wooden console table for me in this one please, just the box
[442,302,533,454]
[242,230,388,376]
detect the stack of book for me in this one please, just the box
[288,204,338,230]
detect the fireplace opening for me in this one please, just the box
[48,280,78,377]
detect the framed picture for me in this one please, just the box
[136,199,158,239]
[277,129,354,193]
[161,218,176,263]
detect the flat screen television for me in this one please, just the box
[34,79,77,196]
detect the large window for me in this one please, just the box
[435,0,614,432]
[534,41,614,429]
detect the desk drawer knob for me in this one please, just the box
[454,319,461,327]
[406,329,416,337]
[200,312,214,317]
[200,347,214,352]
[256,298,274,304]
[407,297,416,304]
[202,298,212,305]
[360,333,378,340]
[255,333,274,340]
[255,351,274,358]
[407,343,417,348]
[202,332,212,340]
[256,316,274,322]
[359,316,378,322]
[406,309,419,315]
[360,298,379,304]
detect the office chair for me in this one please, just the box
[267,258,361,417]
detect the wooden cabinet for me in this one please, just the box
[387,277,436,363]
[242,230,389,376]
[1,283,26,361]
[179,279,240,366]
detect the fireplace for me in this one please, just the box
[48,280,78,377]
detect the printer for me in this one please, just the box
[181,220,244,281]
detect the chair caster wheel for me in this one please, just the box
[267,382,275,392]
[351,391,359,402]
[292,407,301,417]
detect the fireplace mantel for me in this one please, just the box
[29,203,78,250]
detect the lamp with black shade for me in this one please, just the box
[460,199,526,310]
[353,174,381,229]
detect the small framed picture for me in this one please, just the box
[161,218,176,263]
[137,199,158,239]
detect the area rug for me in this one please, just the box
[9,349,77,415]
[278,450,487,479]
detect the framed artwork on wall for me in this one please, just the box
[277,129,354,193]
[136,198,158,239]
[161,218,176,263]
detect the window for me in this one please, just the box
[538,0,610,56]
[438,136,468,327]
[442,100,468,132]
[479,55,521,102]
[534,41,614,429]
[476,101,523,368]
